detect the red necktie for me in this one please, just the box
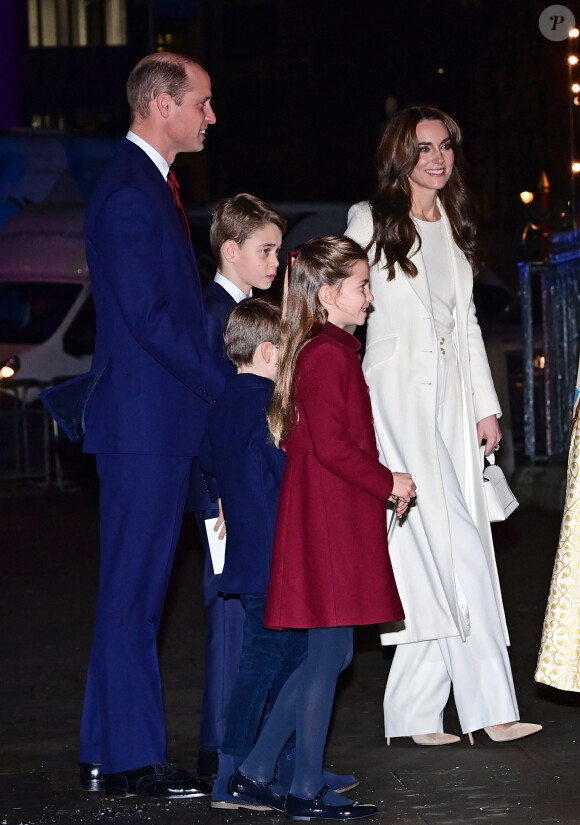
[167,168,191,243]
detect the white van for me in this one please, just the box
[0,204,94,394]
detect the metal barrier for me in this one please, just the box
[518,231,580,464]
[0,379,52,487]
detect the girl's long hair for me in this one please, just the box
[268,235,367,447]
[368,105,478,279]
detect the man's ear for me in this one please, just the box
[155,92,172,120]
[318,284,335,307]
[222,240,237,263]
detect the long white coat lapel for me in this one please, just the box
[406,236,432,313]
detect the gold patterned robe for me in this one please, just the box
[535,372,580,692]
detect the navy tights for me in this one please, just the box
[240,625,353,801]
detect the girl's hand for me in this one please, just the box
[477,415,502,457]
[391,472,416,504]
[392,497,409,518]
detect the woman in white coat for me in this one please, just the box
[346,105,541,746]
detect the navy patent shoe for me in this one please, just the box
[228,768,286,812]
[285,784,378,821]
[276,749,359,794]
[212,751,271,810]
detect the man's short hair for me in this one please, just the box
[224,297,281,367]
[210,193,287,269]
[127,52,200,121]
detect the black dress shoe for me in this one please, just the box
[104,762,213,798]
[228,768,286,812]
[80,763,104,791]
[285,784,378,821]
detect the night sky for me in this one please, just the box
[206,0,576,221]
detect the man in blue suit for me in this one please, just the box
[79,52,225,798]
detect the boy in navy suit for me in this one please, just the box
[200,298,306,810]
[194,195,287,781]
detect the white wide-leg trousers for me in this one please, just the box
[383,340,519,737]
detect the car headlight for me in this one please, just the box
[0,355,21,380]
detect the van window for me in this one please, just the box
[0,283,82,344]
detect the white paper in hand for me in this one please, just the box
[205,518,226,574]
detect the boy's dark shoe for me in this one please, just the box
[102,762,212,798]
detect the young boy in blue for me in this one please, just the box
[200,297,306,810]
[192,195,287,782]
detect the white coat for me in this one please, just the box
[345,201,509,647]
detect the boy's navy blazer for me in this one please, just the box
[83,138,225,456]
[200,373,285,595]
[185,279,237,511]
[203,279,238,373]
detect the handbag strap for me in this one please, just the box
[388,498,398,535]
[480,445,496,471]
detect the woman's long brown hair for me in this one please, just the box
[368,105,478,279]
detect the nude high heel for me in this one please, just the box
[411,733,461,746]
[483,722,542,742]
[386,733,460,746]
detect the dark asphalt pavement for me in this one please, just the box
[1,474,579,825]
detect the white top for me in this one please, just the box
[126,130,169,180]
[214,272,250,303]
[415,217,455,339]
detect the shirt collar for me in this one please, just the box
[214,272,251,303]
[126,130,170,180]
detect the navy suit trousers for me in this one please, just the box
[80,453,192,773]
[195,511,245,754]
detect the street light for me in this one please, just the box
[569,28,579,229]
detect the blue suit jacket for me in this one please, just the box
[200,373,285,595]
[83,138,225,455]
[203,280,238,374]
[185,279,238,512]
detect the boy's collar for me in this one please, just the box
[229,372,275,388]
[214,272,251,303]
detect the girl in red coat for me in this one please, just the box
[229,236,416,821]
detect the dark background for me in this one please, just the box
[3,0,579,285]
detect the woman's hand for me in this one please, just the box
[477,415,502,457]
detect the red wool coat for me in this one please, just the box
[265,323,404,630]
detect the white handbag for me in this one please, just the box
[481,447,519,522]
